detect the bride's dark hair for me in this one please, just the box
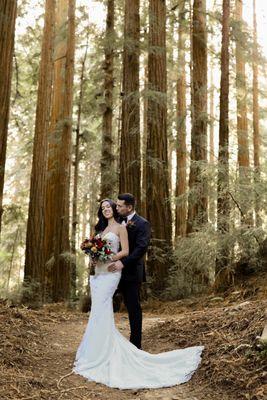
[94,199,120,233]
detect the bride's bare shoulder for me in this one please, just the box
[117,223,127,235]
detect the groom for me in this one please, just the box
[107,193,151,349]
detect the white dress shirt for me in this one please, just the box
[121,211,136,225]
[127,211,136,222]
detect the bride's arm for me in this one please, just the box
[111,225,129,261]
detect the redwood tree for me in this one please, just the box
[141,65,148,218]
[208,58,216,225]
[44,0,76,302]
[235,0,249,170]
[119,0,141,207]
[235,0,252,226]
[187,0,208,234]
[175,0,187,238]
[146,0,172,291]
[101,0,115,199]
[71,30,89,297]
[252,0,261,226]
[0,0,17,235]
[216,0,230,282]
[24,0,55,303]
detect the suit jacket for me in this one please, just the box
[120,213,151,283]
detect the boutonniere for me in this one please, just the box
[126,220,135,228]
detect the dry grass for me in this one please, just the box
[144,300,266,400]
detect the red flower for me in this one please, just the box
[97,241,104,249]
[126,220,135,228]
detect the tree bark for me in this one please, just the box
[235,0,249,170]
[167,16,175,198]
[24,0,55,304]
[235,0,252,226]
[175,0,187,238]
[0,0,17,236]
[119,0,141,208]
[187,0,208,234]
[146,0,172,291]
[216,0,230,284]
[71,31,89,298]
[101,0,115,199]
[252,0,261,227]
[209,67,215,165]
[44,0,76,302]
[141,65,148,218]
[208,62,216,225]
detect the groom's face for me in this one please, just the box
[116,199,133,217]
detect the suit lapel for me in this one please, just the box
[131,213,139,223]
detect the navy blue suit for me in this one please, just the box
[118,213,151,349]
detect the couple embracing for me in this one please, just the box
[73,193,204,390]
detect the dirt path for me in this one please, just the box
[31,312,205,400]
[3,285,266,400]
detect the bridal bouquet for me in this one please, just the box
[80,234,113,261]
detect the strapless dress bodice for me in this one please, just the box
[95,232,120,275]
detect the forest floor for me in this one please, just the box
[0,272,266,400]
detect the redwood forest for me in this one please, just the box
[0,0,266,399]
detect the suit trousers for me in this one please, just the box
[119,280,142,349]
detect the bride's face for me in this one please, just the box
[101,201,113,219]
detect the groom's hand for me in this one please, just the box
[107,260,124,272]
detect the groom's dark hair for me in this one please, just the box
[118,193,135,208]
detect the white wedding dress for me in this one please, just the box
[73,232,204,389]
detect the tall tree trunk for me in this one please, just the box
[235,0,249,170]
[175,0,187,238]
[146,0,172,291]
[81,193,88,240]
[119,0,141,208]
[235,0,252,226]
[187,0,208,234]
[0,0,17,236]
[24,0,55,304]
[209,68,215,165]
[71,32,89,298]
[208,62,216,225]
[167,16,175,198]
[252,0,261,227]
[141,65,148,218]
[101,0,115,199]
[216,0,230,286]
[44,0,76,302]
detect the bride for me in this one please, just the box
[73,198,204,390]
